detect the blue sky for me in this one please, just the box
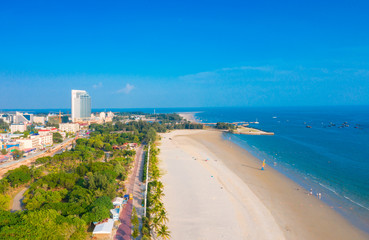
[1,0,369,108]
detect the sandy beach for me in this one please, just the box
[179,112,199,123]
[159,129,368,240]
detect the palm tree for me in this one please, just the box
[149,193,162,207]
[151,217,161,232]
[156,209,168,224]
[152,168,161,180]
[151,202,164,216]
[156,187,165,198]
[156,181,164,191]
[157,224,171,240]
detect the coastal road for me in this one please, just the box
[0,137,77,178]
[115,145,145,240]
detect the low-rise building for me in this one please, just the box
[0,114,12,124]
[107,111,114,118]
[39,134,53,147]
[92,219,114,238]
[30,135,41,149]
[10,124,27,133]
[99,112,106,120]
[59,123,80,133]
[2,142,19,152]
[38,127,58,136]
[110,208,120,221]
[16,133,53,150]
[17,139,33,150]
[33,116,45,125]
[104,117,113,123]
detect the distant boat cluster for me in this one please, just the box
[304,121,364,129]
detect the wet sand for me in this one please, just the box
[159,129,368,240]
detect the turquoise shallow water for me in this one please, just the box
[192,106,369,233]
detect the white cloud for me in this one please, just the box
[178,65,274,83]
[117,83,135,94]
[178,71,219,83]
[93,82,103,89]
[220,66,272,72]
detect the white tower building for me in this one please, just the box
[71,90,91,122]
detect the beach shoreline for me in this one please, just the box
[178,112,200,123]
[159,129,368,239]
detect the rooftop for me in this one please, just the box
[93,219,114,235]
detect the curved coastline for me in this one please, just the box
[225,131,369,233]
[166,112,369,239]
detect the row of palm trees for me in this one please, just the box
[142,145,171,240]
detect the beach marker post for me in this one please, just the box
[261,159,266,170]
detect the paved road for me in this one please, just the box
[0,137,73,169]
[0,137,78,179]
[115,145,145,240]
[11,187,28,212]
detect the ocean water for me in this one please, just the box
[192,106,369,233]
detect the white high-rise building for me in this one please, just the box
[71,90,91,122]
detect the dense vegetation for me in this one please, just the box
[10,149,24,160]
[215,122,237,130]
[0,120,9,131]
[0,113,198,239]
[0,129,140,239]
[53,132,63,143]
[113,113,203,131]
[142,144,170,240]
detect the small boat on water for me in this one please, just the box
[306,125,312,128]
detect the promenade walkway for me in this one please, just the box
[114,145,145,240]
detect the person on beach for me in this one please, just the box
[261,159,266,170]
[310,189,313,195]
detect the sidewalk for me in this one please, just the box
[114,145,145,240]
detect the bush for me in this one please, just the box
[0,180,9,194]
[132,226,139,239]
[6,166,31,187]
[53,132,63,143]
[0,195,10,211]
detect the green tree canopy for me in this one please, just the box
[6,166,31,187]
[53,132,63,143]
[0,120,9,131]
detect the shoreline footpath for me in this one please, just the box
[159,128,368,239]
